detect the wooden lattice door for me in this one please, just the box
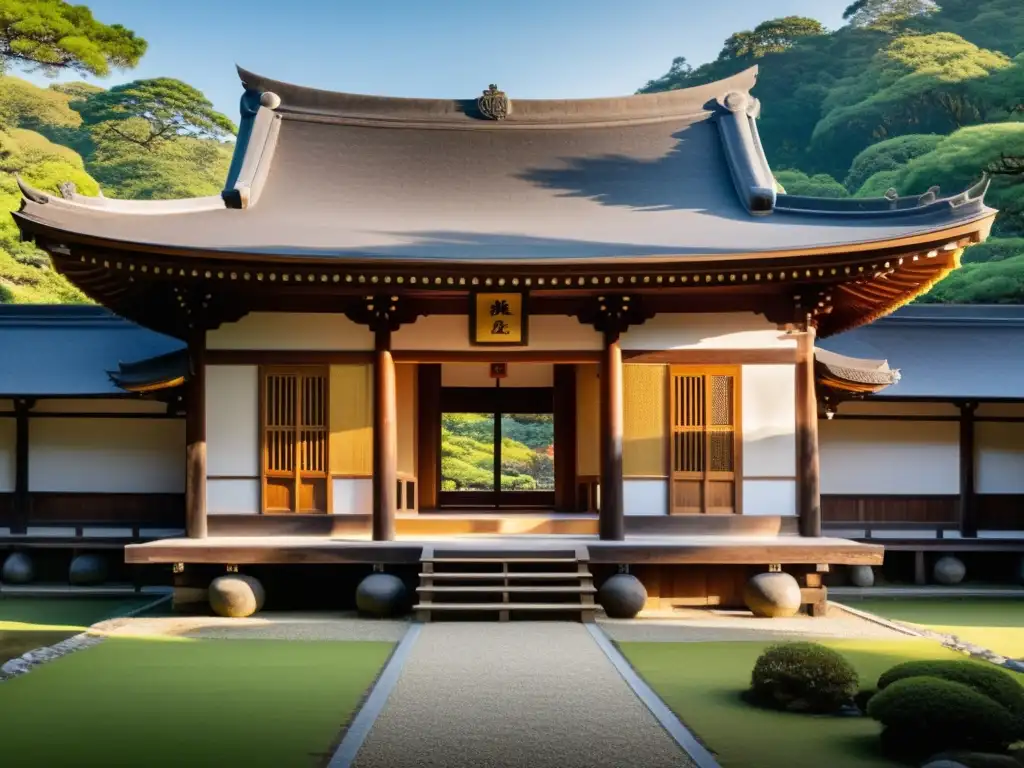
[669,366,740,514]
[261,367,329,513]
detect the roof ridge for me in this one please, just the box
[234,65,760,127]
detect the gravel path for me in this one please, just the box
[351,622,696,768]
[599,605,913,644]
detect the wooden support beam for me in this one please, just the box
[553,364,578,512]
[373,327,398,541]
[184,330,208,539]
[12,398,32,535]
[959,401,978,538]
[795,323,821,538]
[417,364,441,511]
[600,327,625,541]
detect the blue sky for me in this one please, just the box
[26,0,848,122]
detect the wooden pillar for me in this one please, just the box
[416,364,441,512]
[185,330,208,539]
[553,364,578,512]
[959,401,978,538]
[373,327,398,541]
[12,398,31,535]
[600,328,625,541]
[795,324,821,538]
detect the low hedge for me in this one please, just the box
[748,641,859,713]
[867,676,1019,760]
[878,659,1024,732]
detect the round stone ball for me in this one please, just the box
[933,555,966,586]
[744,571,802,618]
[69,554,107,586]
[355,573,407,618]
[597,573,647,619]
[848,565,875,588]
[1,551,34,584]
[209,574,265,618]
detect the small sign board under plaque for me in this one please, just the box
[470,293,528,346]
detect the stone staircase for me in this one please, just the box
[414,545,596,622]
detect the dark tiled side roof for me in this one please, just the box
[820,305,1024,400]
[0,306,184,397]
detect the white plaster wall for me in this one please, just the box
[333,478,372,514]
[33,399,168,414]
[819,420,959,495]
[977,422,1024,494]
[207,479,260,514]
[207,312,374,350]
[743,479,797,516]
[837,401,960,418]
[0,417,14,493]
[28,418,185,493]
[741,364,796,479]
[621,313,795,350]
[441,363,554,388]
[393,315,601,351]
[206,365,259,478]
[623,479,667,516]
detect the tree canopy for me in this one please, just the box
[73,78,236,149]
[843,0,939,32]
[0,0,146,76]
[773,170,850,198]
[718,17,826,61]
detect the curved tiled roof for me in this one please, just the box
[12,65,995,266]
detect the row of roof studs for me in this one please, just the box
[77,247,956,286]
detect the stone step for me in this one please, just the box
[419,572,590,581]
[417,585,596,594]
[415,602,589,612]
[424,557,579,564]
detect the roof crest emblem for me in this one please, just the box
[477,84,511,120]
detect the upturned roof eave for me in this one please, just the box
[11,202,997,268]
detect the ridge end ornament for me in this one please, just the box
[477,84,511,120]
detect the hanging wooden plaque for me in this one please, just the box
[470,292,528,346]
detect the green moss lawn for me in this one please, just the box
[0,596,155,665]
[850,598,1024,660]
[0,635,393,767]
[618,639,990,768]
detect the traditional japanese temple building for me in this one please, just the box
[1,65,1006,614]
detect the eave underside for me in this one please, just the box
[36,226,975,340]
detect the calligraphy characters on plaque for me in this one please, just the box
[471,292,528,346]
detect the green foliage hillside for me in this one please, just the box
[640,0,1024,302]
[0,74,235,303]
[0,1,234,303]
[441,413,555,492]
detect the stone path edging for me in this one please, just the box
[585,623,721,768]
[327,623,422,768]
[833,601,1024,675]
[0,593,172,682]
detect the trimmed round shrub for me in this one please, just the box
[878,660,1024,728]
[867,677,1019,760]
[748,642,859,713]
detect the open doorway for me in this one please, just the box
[438,387,555,509]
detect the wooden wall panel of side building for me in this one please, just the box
[0,416,14,493]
